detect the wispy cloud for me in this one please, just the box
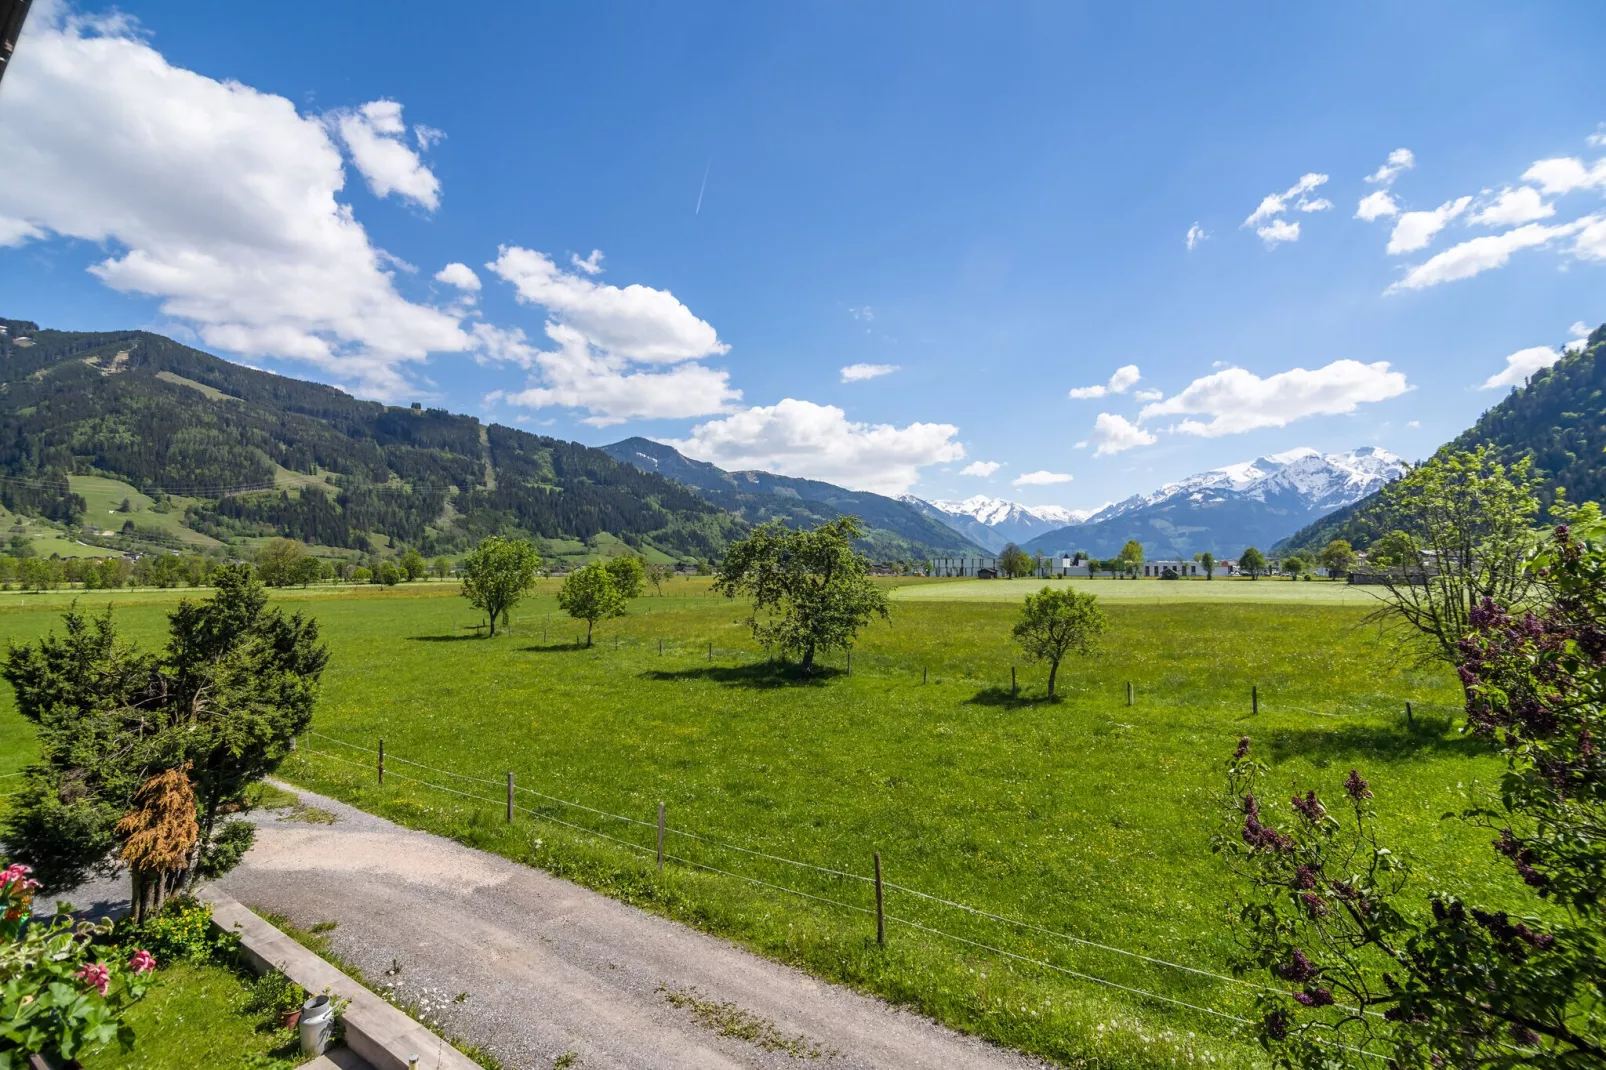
[840,362,899,382]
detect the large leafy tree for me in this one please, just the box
[1012,586,1107,698]
[1240,546,1267,579]
[1365,446,1541,675]
[557,562,627,647]
[1117,539,1144,579]
[2,566,327,893]
[998,543,1033,579]
[458,535,541,637]
[715,517,889,675]
[1217,507,1606,1068]
[604,554,646,600]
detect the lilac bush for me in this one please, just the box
[1216,509,1606,1068]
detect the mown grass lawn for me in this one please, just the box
[78,961,306,1070]
[0,578,1526,1068]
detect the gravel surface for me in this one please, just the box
[201,783,1050,1070]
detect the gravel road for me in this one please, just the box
[207,783,1047,1070]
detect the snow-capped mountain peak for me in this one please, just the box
[1090,446,1405,524]
[897,494,1098,552]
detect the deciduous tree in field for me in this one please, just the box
[433,555,452,579]
[1366,447,1540,676]
[1281,554,1307,580]
[1218,507,1606,1068]
[1200,550,1216,579]
[715,517,889,676]
[645,562,669,595]
[558,561,627,647]
[605,554,646,600]
[1117,539,1144,579]
[1318,538,1357,580]
[1012,586,1107,698]
[1240,546,1266,579]
[292,554,324,587]
[399,546,427,582]
[2,566,327,893]
[254,538,306,587]
[459,536,541,637]
[999,543,1032,579]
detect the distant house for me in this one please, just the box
[976,567,1000,579]
[1141,559,1203,578]
[1034,553,1092,578]
[929,555,998,577]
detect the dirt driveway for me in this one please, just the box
[215,784,1048,1070]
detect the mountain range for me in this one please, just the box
[897,496,1095,552]
[600,437,985,559]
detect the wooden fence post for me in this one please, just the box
[1406,701,1413,725]
[378,738,384,785]
[923,666,927,685]
[659,638,664,655]
[847,652,852,675]
[657,802,666,874]
[1252,685,1259,716]
[1126,681,1133,707]
[874,851,886,948]
[1011,665,1017,696]
[506,772,514,824]
[707,641,712,661]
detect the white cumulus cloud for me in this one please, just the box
[1365,148,1415,186]
[1256,219,1300,246]
[1013,470,1073,486]
[482,249,737,424]
[1480,345,1562,390]
[1140,360,1410,436]
[1088,412,1157,456]
[1387,196,1473,255]
[1185,223,1207,250]
[488,246,725,363]
[1355,190,1399,222]
[960,460,1001,477]
[1522,156,1606,196]
[666,399,965,495]
[1468,187,1554,227]
[327,99,441,211]
[1387,218,1594,292]
[0,9,471,398]
[840,363,899,382]
[434,262,481,291]
[1069,364,1141,399]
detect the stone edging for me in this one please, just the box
[199,887,480,1070]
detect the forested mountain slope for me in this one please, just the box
[601,437,985,560]
[0,318,737,560]
[1276,320,1606,553]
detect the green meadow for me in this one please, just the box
[0,578,1524,1068]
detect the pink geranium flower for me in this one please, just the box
[0,863,40,893]
[76,963,111,997]
[128,949,157,975]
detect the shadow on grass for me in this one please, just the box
[406,633,486,642]
[1261,717,1484,767]
[518,641,599,653]
[640,662,844,689]
[964,685,1060,709]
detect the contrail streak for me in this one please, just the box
[695,158,710,216]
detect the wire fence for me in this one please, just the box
[298,729,1391,1058]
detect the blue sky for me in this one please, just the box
[1,2,1603,509]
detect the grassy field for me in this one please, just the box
[69,473,219,549]
[892,576,1380,605]
[0,578,1523,1068]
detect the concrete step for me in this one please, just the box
[303,1047,373,1070]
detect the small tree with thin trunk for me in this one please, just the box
[998,543,1032,579]
[715,517,889,675]
[558,562,627,646]
[1201,550,1216,579]
[646,562,669,596]
[116,765,198,924]
[459,536,542,637]
[1241,546,1266,579]
[1012,586,1107,698]
[1117,539,1144,579]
